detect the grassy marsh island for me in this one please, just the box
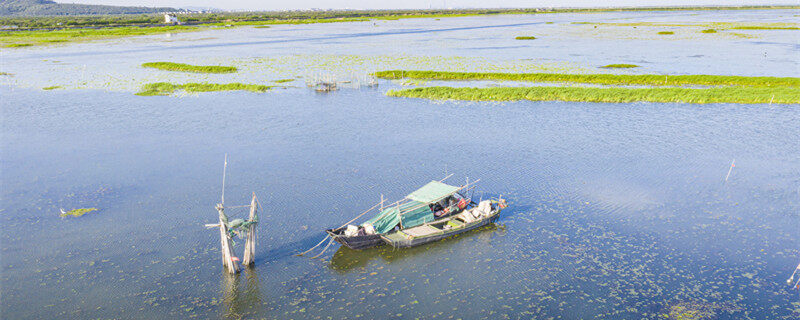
[0,25,199,48]
[701,29,717,33]
[141,62,238,74]
[658,31,675,35]
[386,86,800,104]
[600,64,639,68]
[136,82,274,96]
[515,36,537,40]
[374,70,800,87]
[60,208,98,218]
[42,85,61,90]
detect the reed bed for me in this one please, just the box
[141,62,238,74]
[386,86,800,104]
[374,70,800,87]
[136,82,273,96]
[600,64,639,68]
[515,36,537,40]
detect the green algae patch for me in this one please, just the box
[136,82,274,96]
[0,25,200,48]
[701,29,717,33]
[375,70,800,88]
[60,208,98,218]
[141,62,237,74]
[658,31,675,35]
[42,86,62,90]
[515,36,537,40]
[600,64,639,68]
[386,86,800,104]
[273,79,294,83]
[731,26,799,30]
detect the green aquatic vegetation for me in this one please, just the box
[386,86,800,104]
[701,29,717,33]
[667,302,717,320]
[731,26,799,30]
[515,36,537,40]
[141,62,238,74]
[273,79,294,83]
[136,82,274,96]
[60,208,98,218]
[374,70,800,87]
[600,64,639,68]
[42,86,62,90]
[658,31,675,35]
[253,25,271,29]
[0,25,200,48]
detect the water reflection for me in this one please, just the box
[220,268,263,319]
[329,223,504,272]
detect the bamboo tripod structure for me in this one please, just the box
[206,155,259,274]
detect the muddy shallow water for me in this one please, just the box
[2,9,799,319]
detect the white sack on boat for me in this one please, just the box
[363,223,376,235]
[344,225,359,237]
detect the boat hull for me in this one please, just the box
[326,228,384,250]
[381,211,500,248]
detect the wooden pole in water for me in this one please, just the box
[217,204,240,274]
[243,193,258,266]
[724,159,735,183]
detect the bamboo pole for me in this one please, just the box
[217,204,240,274]
[243,193,257,266]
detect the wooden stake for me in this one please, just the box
[724,159,735,183]
[217,204,240,274]
[243,193,258,266]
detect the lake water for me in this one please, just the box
[1,9,799,319]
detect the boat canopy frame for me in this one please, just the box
[362,179,480,234]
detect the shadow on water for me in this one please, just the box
[220,267,263,320]
[329,222,505,272]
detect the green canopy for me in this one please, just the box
[363,200,427,234]
[406,181,461,203]
[361,181,460,234]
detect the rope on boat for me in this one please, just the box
[295,236,329,256]
[295,200,385,256]
[310,237,335,259]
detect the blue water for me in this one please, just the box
[2,9,799,319]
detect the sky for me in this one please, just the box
[62,1,789,11]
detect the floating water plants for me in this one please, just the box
[136,82,273,96]
[273,79,294,83]
[42,86,62,90]
[141,62,238,74]
[701,29,717,33]
[515,36,537,40]
[658,31,675,35]
[60,208,98,218]
[386,86,800,104]
[374,70,800,87]
[600,64,639,68]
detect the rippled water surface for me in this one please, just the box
[2,9,799,319]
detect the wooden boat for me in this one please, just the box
[326,227,383,250]
[326,178,479,250]
[381,198,506,248]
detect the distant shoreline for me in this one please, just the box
[1,5,797,48]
